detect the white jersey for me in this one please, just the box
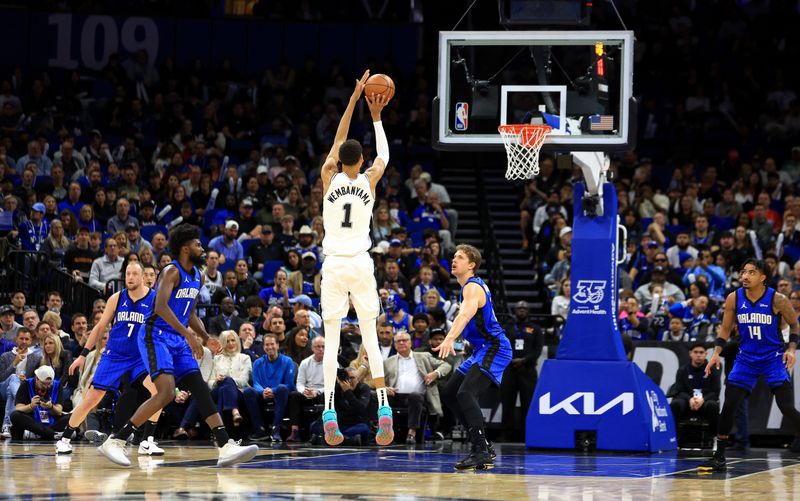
[322,172,375,257]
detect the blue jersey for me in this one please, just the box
[147,261,201,334]
[460,276,507,350]
[735,287,783,361]
[106,288,156,355]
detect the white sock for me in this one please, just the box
[147,435,155,444]
[323,319,342,412]
[360,317,389,408]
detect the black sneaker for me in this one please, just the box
[248,427,269,441]
[697,452,727,472]
[455,450,494,471]
[487,441,497,460]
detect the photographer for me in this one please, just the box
[309,367,372,445]
[9,366,69,440]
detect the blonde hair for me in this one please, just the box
[42,310,62,330]
[41,334,64,369]
[219,330,241,356]
[456,244,482,272]
[424,288,441,302]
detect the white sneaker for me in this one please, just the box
[138,438,165,456]
[84,430,108,443]
[0,424,10,439]
[98,437,131,467]
[55,438,73,455]
[217,439,258,467]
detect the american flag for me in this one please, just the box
[589,115,614,131]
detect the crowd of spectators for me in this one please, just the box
[519,1,800,347]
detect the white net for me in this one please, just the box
[498,125,552,181]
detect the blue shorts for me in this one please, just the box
[91,351,147,392]
[727,352,789,392]
[457,336,512,386]
[137,324,199,381]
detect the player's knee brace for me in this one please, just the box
[183,372,218,419]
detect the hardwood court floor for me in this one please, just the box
[3,441,800,499]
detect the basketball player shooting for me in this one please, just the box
[98,224,258,467]
[56,262,163,457]
[698,258,800,472]
[434,244,512,470]
[319,70,394,446]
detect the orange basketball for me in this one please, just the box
[364,73,395,102]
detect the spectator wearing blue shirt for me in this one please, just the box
[243,334,297,442]
[258,268,294,308]
[57,182,84,218]
[411,191,453,252]
[18,202,49,251]
[682,249,726,302]
[668,296,713,342]
[16,141,53,176]
[618,297,651,341]
[208,220,244,267]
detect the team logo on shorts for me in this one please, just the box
[572,280,606,305]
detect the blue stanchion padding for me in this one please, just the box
[526,359,677,452]
[556,183,626,361]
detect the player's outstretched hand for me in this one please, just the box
[365,93,388,120]
[189,336,204,360]
[351,69,370,101]
[69,356,85,377]
[783,350,796,370]
[705,352,721,377]
[432,337,456,359]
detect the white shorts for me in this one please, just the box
[321,253,379,321]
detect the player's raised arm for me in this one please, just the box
[773,292,798,369]
[434,282,482,359]
[365,93,390,192]
[706,291,736,376]
[69,291,120,376]
[321,70,370,187]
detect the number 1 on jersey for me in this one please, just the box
[341,203,353,228]
[747,325,762,340]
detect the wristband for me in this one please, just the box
[714,337,727,349]
[80,347,90,357]
[789,334,799,346]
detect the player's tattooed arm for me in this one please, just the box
[775,292,799,349]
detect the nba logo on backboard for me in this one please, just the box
[455,102,469,131]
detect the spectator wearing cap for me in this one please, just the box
[287,252,321,302]
[234,197,262,239]
[208,220,244,266]
[106,198,139,235]
[666,231,699,270]
[249,225,286,283]
[136,200,157,226]
[378,295,412,334]
[545,225,573,269]
[387,238,417,279]
[634,263,686,305]
[126,220,152,254]
[0,305,22,341]
[0,327,39,437]
[88,238,123,292]
[629,237,661,288]
[9,365,68,440]
[294,225,321,263]
[667,341,720,438]
[500,300,543,435]
[63,227,96,282]
[18,202,49,251]
[288,295,322,330]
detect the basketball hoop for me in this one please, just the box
[498,124,552,180]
